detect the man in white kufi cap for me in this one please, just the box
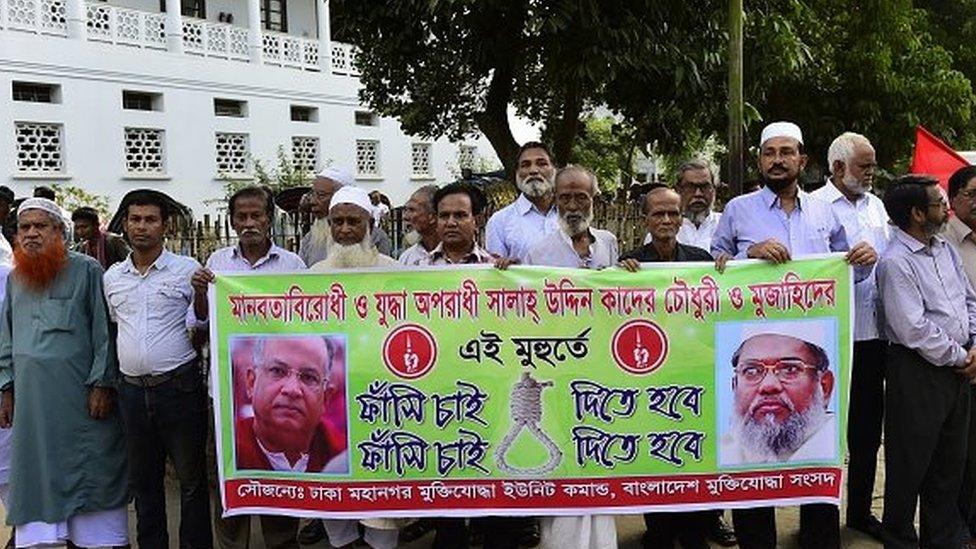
[708,122,879,548]
[307,186,404,547]
[0,197,130,548]
[299,167,393,269]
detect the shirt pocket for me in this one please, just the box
[39,298,75,333]
[803,222,832,252]
[150,283,191,319]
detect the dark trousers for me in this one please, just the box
[119,363,212,549]
[431,518,469,549]
[882,344,970,549]
[642,511,709,549]
[846,339,886,523]
[960,386,976,536]
[472,517,532,549]
[731,504,838,549]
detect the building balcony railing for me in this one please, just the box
[0,0,358,76]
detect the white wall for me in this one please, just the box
[0,30,495,216]
[105,0,317,36]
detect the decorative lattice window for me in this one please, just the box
[411,143,432,178]
[291,136,318,172]
[356,139,379,177]
[15,122,64,174]
[459,145,477,170]
[124,128,165,175]
[215,132,249,175]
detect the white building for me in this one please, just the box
[0,0,493,215]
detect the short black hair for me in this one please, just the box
[126,191,171,221]
[229,186,274,220]
[514,141,554,167]
[883,174,939,231]
[0,186,14,205]
[433,182,487,216]
[71,206,100,225]
[948,165,976,200]
[33,186,56,200]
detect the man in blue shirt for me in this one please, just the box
[877,175,976,549]
[711,122,878,549]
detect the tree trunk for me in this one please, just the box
[474,60,519,177]
[551,80,583,166]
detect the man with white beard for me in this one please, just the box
[719,327,837,465]
[307,184,404,548]
[486,142,560,263]
[524,165,617,549]
[642,159,721,250]
[299,168,394,268]
[525,165,618,269]
[398,185,440,266]
[310,186,398,271]
[809,132,888,541]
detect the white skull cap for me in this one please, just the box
[328,185,374,217]
[760,121,804,148]
[739,319,829,351]
[18,197,66,226]
[316,167,355,188]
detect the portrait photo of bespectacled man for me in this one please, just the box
[231,334,350,475]
[716,319,840,468]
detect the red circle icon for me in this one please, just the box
[382,323,438,379]
[611,319,669,375]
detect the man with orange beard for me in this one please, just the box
[0,197,129,548]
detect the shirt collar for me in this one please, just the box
[946,215,974,242]
[256,436,308,473]
[759,185,807,211]
[120,249,172,275]
[429,242,492,264]
[892,225,945,253]
[232,242,280,267]
[515,193,554,217]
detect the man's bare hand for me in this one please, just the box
[191,268,215,296]
[0,390,12,428]
[957,348,976,380]
[846,241,878,267]
[714,252,731,274]
[618,259,641,272]
[494,257,519,270]
[88,387,115,420]
[746,239,791,263]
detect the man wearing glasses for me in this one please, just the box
[878,175,976,548]
[720,328,836,465]
[235,335,348,474]
[644,159,722,250]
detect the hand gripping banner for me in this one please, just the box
[209,255,853,518]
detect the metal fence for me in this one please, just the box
[168,198,648,264]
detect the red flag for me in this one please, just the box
[910,125,969,192]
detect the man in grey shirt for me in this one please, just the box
[877,175,976,549]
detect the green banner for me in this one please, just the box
[211,255,851,518]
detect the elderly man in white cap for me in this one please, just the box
[301,168,393,267]
[709,122,878,549]
[0,198,129,548]
[306,185,404,549]
[310,186,398,271]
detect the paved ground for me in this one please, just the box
[0,456,887,548]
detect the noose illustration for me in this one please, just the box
[494,371,563,476]
[633,331,650,370]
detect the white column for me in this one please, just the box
[164,0,183,53]
[65,0,86,39]
[247,0,262,64]
[316,0,330,72]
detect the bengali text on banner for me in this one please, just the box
[209,254,853,518]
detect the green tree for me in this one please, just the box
[333,0,727,172]
[569,116,639,192]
